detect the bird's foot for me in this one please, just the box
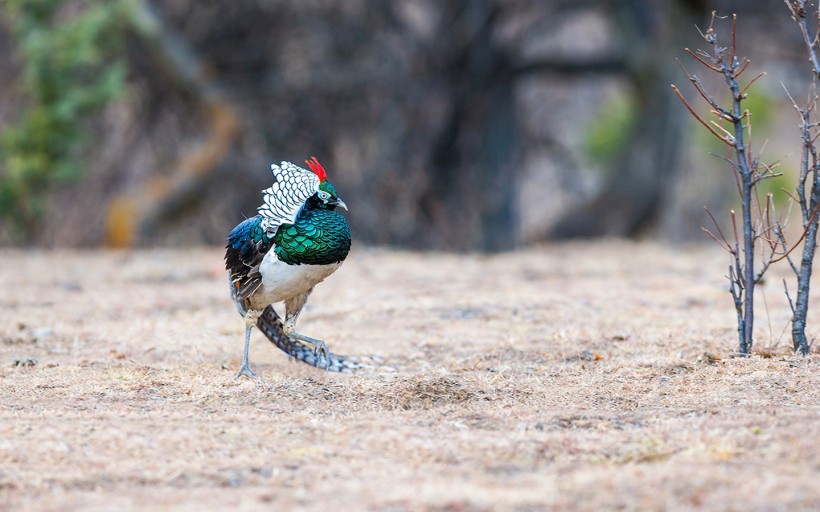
[286,330,332,370]
[311,339,331,369]
[234,363,260,380]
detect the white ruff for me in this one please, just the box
[257,161,320,235]
[250,251,342,307]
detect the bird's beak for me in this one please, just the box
[333,197,348,211]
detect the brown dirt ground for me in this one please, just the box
[1,241,819,511]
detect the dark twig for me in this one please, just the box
[770,201,820,264]
[703,206,732,251]
[740,72,767,97]
[671,85,734,144]
[684,48,722,73]
[776,228,800,275]
[735,58,751,78]
[784,278,797,315]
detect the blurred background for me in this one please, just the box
[0,0,811,251]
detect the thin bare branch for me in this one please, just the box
[784,278,797,314]
[702,227,733,252]
[671,84,735,145]
[711,109,735,122]
[684,47,722,72]
[781,80,800,111]
[752,172,784,186]
[735,58,751,78]
[730,14,737,66]
[776,228,800,275]
[771,201,820,263]
[710,119,736,142]
[704,206,731,249]
[731,209,740,249]
[677,59,734,117]
[739,72,767,97]
[782,187,801,204]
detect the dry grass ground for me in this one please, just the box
[1,241,819,511]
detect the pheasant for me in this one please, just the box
[225,157,361,379]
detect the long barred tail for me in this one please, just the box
[256,305,392,373]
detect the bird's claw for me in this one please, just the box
[234,364,260,380]
[312,340,332,369]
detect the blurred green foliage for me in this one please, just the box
[0,0,132,238]
[583,93,637,166]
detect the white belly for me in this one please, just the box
[251,251,341,306]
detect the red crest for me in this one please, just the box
[305,156,327,182]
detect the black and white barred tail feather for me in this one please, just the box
[256,306,392,373]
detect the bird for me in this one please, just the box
[224,157,356,379]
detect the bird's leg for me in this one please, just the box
[284,290,331,368]
[286,329,331,366]
[235,311,261,380]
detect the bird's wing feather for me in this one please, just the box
[257,161,320,235]
[224,215,272,301]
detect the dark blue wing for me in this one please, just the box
[224,215,273,301]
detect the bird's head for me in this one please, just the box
[306,157,347,211]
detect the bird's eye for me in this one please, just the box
[318,191,331,201]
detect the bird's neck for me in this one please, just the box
[273,205,351,265]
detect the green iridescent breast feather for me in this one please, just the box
[273,207,351,265]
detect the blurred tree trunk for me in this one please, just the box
[419,1,518,251]
[549,0,708,238]
[105,0,240,247]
